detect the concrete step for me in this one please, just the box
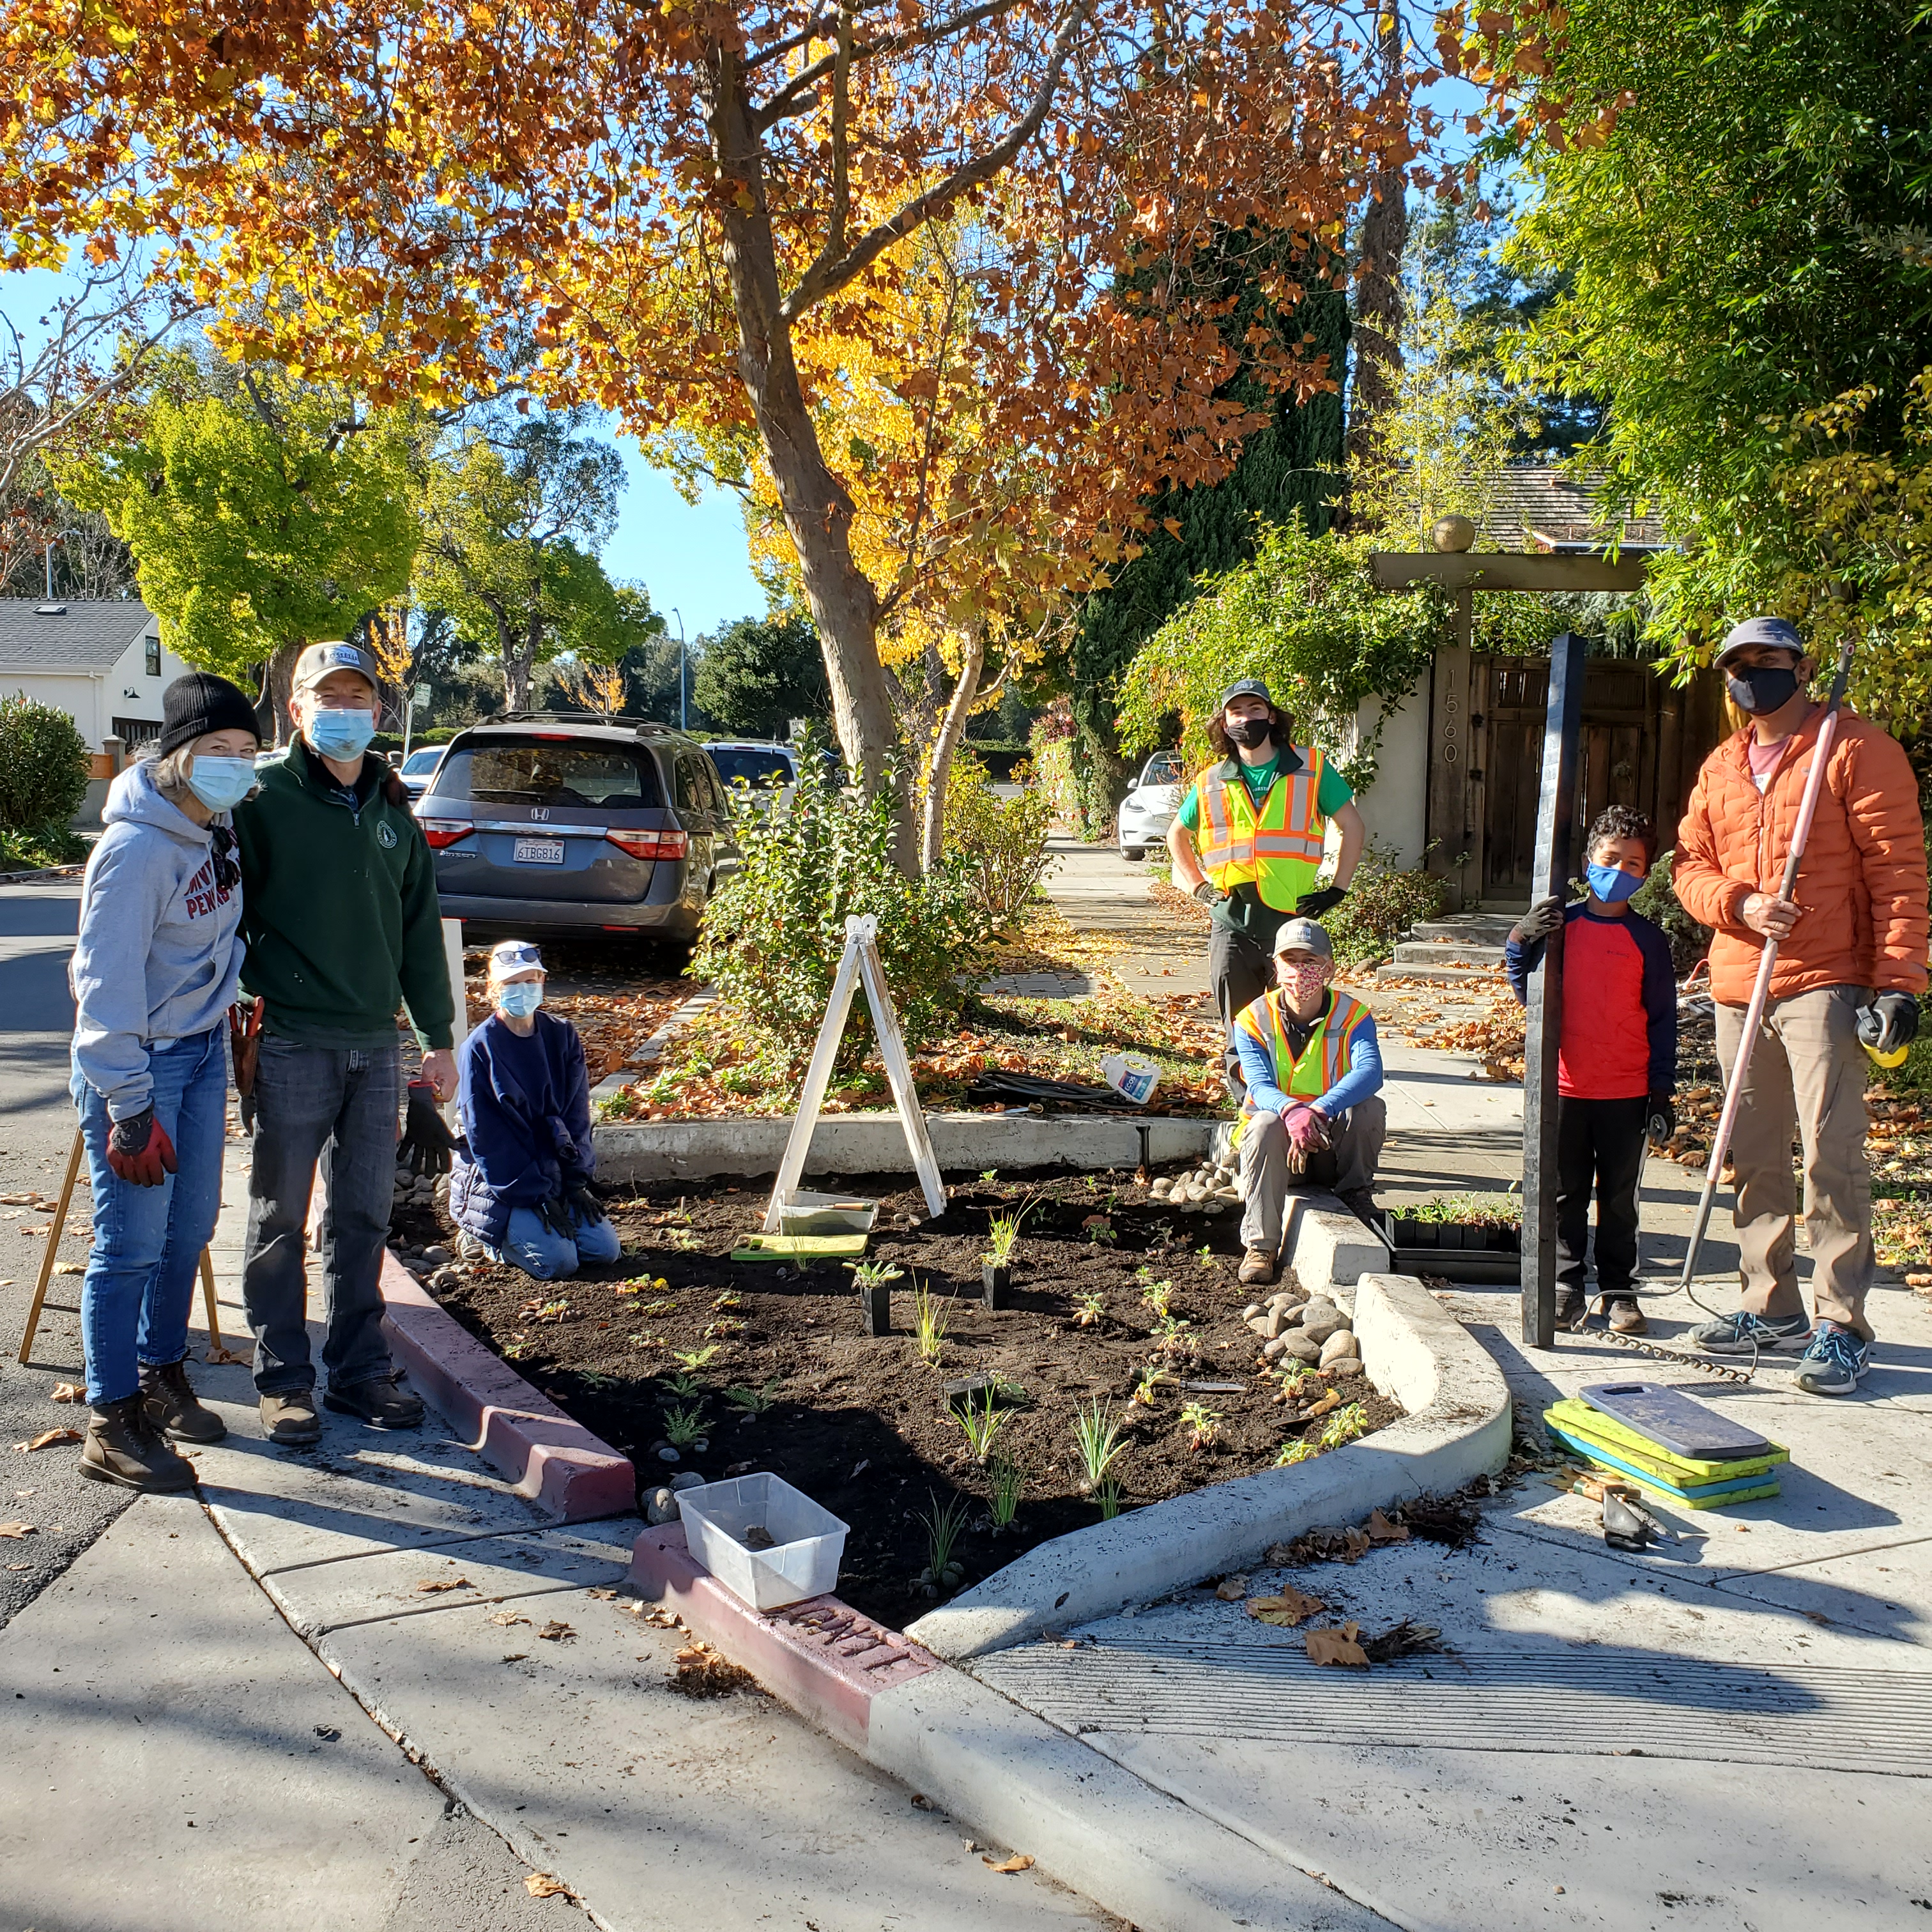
[1409,917,1519,945]
[1375,961,1510,985]
[1392,939,1506,967]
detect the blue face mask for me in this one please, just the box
[1588,861,1644,905]
[496,980,544,1018]
[306,707,376,762]
[185,755,256,813]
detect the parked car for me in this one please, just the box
[395,744,443,802]
[1117,751,1187,860]
[705,740,799,794]
[415,718,740,942]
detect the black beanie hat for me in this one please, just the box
[157,671,261,758]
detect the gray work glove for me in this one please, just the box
[1192,878,1224,906]
[1510,895,1565,945]
[1859,992,1923,1057]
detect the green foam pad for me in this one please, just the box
[730,1232,871,1262]
[1545,1397,1788,1483]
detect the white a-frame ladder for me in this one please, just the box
[761,914,947,1232]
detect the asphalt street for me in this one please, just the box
[0,875,132,1625]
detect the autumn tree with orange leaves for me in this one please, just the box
[2,0,1422,866]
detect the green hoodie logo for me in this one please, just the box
[376,820,397,850]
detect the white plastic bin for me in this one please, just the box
[677,1473,848,1611]
[775,1192,878,1237]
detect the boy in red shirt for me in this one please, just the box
[1505,806,1678,1333]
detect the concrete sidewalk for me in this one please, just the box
[0,1144,1120,1932]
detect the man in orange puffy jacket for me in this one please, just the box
[1674,617,1929,1395]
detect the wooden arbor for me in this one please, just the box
[1367,547,1653,1349]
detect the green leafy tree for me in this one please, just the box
[413,411,627,712]
[1069,238,1350,832]
[1499,0,1932,689]
[57,372,418,707]
[691,613,830,740]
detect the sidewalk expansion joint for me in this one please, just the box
[305,1579,603,1639]
[252,1514,636,1580]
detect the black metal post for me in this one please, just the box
[1521,630,1586,1349]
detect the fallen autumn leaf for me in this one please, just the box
[49,1383,83,1404]
[0,1522,36,1538]
[15,1428,81,1453]
[1246,1584,1326,1627]
[1305,1622,1370,1669]
[983,1853,1036,1874]
[525,1873,573,1898]
[415,1577,473,1594]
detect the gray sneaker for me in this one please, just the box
[1691,1310,1811,1356]
[1793,1326,1871,1397]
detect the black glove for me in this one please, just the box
[1192,878,1223,905]
[534,1193,576,1241]
[564,1181,602,1227]
[107,1107,178,1187]
[1647,1093,1676,1147]
[1510,895,1565,945]
[1292,884,1347,919]
[397,1081,456,1179]
[1859,992,1923,1057]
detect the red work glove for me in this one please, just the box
[1282,1102,1332,1154]
[107,1106,178,1187]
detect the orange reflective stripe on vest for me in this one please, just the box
[1236,988,1373,1111]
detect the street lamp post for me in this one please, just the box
[672,607,687,731]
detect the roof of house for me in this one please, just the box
[1478,468,1664,551]
[0,598,156,671]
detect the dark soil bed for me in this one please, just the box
[406,1169,1402,1631]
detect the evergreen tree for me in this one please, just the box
[1069,234,1349,824]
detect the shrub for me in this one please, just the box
[1324,840,1450,973]
[943,754,1054,934]
[0,696,90,835]
[1630,848,1712,976]
[691,753,992,1071]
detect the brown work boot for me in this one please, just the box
[80,1396,196,1493]
[324,1373,425,1430]
[1604,1296,1648,1335]
[1238,1247,1279,1287]
[260,1388,322,1446]
[140,1358,227,1443]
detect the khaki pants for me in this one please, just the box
[1238,1098,1386,1254]
[1713,984,1874,1337]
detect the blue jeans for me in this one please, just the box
[488,1206,622,1282]
[72,1028,228,1407]
[242,1036,401,1395]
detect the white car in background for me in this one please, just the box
[1117,751,1186,861]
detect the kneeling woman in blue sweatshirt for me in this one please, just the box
[450,941,624,1280]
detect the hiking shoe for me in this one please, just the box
[1238,1247,1280,1287]
[80,1396,196,1493]
[139,1357,227,1443]
[324,1374,425,1430]
[1793,1326,1870,1397]
[260,1389,322,1446]
[1335,1186,1383,1234]
[1690,1310,1811,1356]
[1603,1297,1648,1336]
[1556,1287,1591,1332]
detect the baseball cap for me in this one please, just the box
[1272,917,1333,960]
[293,640,380,693]
[488,940,545,977]
[1219,677,1273,710]
[1713,617,1804,666]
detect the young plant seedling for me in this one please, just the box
[845,1255,903,1336]
[988,1452,1025,1529]
[1074,1289,1107,1328]
[1140,1276,1175,1318]
[1318,1402,1370,1450]
[724,1378,780,1416]
[673,1344,720,1372]
[663,1369,706,1398]
[1096,1477,1123,1520]
[662,1402,707,1448]
[1072,1397,1127,1494]
[1130,1362,1173,1406]
[917,1492,970,1595]
[1179,1401,1223,1451]
[1082,1215,1117,1246]
[636,1298,676,1315]
[983,1193,1041,1268]
[703,1316,746,1338]
[950,1389,1009,1464]
[911,1281,951,1365]
[712,1290,742,1311]
[1195,1243,1216,1268]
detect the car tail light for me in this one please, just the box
[419,819,473,850]
[604,828,689,861]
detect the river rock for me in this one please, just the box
[1151,1178,1172,1199]
[1328,1354,1365,1378]
[422,1245,452,1264]
[1319,1329,1360,1367]
[1261,1337,1288,1361]
[1263,1306,1289,1339]
[1278,1332,1322,1365]
[1300,1301,1346,1346]
[1242,1303,1263,1322]
[669,1471,707,1493]
[645,1486,680,1526]
[1246,1315,1273,1338]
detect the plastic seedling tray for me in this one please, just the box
[677,1473,848,1611]
[775,1192,878,1238]
[1382,1213,1521,1284]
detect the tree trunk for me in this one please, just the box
[501,606,534,714]
[921,629,986,873]
[1340,3,1408,524]
[256,639,303,746]
[703,47,914,868]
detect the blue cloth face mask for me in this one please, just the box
[1587,862,1644,905]
[496,980,544,1018]
[186,755,256,813]
[306,707,376,762]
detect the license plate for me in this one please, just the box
[512,838,565,865]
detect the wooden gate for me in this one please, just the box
[1426,652,1729,910]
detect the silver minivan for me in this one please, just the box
[416,719,739,942]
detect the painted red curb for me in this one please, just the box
[631,1522,942,1749]
[379,1252,635,1521]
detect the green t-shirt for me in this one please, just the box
[1174,752,1353,832]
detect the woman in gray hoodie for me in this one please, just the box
[69,673,261,1491]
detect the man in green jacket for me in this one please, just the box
[234,641,457,1446]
